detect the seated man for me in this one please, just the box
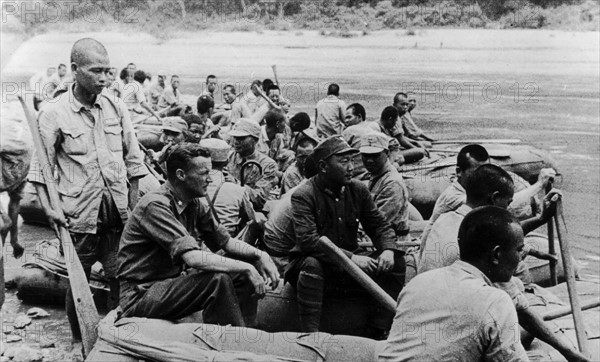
[368,106,427,164]
[227,119,278,211]
[421,144,556,245]
[402,91,434,143]
[213,84,251,127]
[359,133,410,242]
[342,102,376,180]
[380,206,528,361]
[117,144,279,327]
[417,164,586,362]
[257,109,291,162]
[393,92,434,146]
[286,136,405,339]
[281,131,318,195]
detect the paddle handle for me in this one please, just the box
[271,64,279,86]
[319,236,396,313]
[543,299,600,321]
[432,139,521,145]
[554,200,590,356]
[546,182,558,286]
[18,96,100,355]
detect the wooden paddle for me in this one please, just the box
[554,198,590,357]
[271,64,279,86]
[543,299,600,321]
[319,236,396,313]
[18,96,100,355]
[546,182,558,286]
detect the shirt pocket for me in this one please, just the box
[104,124,123,152]
[61,128,88,155]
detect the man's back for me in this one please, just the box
[316,95,346,138]
[380,261,527,362]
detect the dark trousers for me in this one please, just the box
[119,270,256,327]
[286,252,405,333]
[66,227,122,341]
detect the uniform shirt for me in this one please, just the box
[368,119,404,138]
[257,125,291,161]
[418,203,530,312]
[263,182,304,257]
[227,150,277,210]
[420,180,466,245]
[158,86,181,109]
[315,95,346,138]
[401,112,423,139]
[27,85,148,234]
[289,175,401,265]
[205,170,246,236]
[368,161,410,241]
[380,260,528,362]
[117,182,230,283]
[280,163,302,196]
[121,80,147,112]
[146,83,165,110]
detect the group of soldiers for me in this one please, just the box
[12,36,589,361]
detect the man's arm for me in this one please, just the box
[518,308,589,362]
[509,168,555,214]
[484,294,529,362]
[243,158,278,210]
[373,178,410,239]
[221,237,279,290]
[520,189,560,235]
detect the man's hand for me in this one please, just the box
[351,254,377,274]
[45,209,68,229]
[244,266,267,299]
[537,168,556,188]
[376,250,395,274]
[254,252,280,291]
[540,188,562,223]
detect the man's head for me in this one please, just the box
[119,67,131,82]
[262,79,274,93]
[264,109,286,141]
[157,73,166,86]
[223,85,236,104]
[127,62,136,72]
[171,75,180,90]
[289,112,311,133]
[182,114,205,142]
[166,143,212,197]
[133,70,146,84]
[46,67,57,77]
[251,80,262,96]
[70,38,111,96]
[458,206,524,283]
[456,144,490,186]
[229,119,261,157]
[312,136,359,187]
[106,67,117,85]
[407,92,417,112]
[206,75,218,94]
[393,92,409,116]
[345,103,366,127]
[327,83,340,97]
[380,106,399,130]
[296,138,318,178]
[267,85,281,104]
[465,164,515,209]
[360,133,391,175]
[161,117,189,145]
[57,64,67,77]
[196,94,214,118]
[199,138,230,170]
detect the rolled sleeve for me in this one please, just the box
[119,101,148,180]
[196,203,231,252]
[138,201,200,263]
[375,180,409,238]
[493,277,529,312]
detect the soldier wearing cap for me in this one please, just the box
[285,136,405,338]
[360,133,410,241]
[227,119,278,211]
[201,138,254,237]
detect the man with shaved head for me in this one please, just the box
[27,38,148,346]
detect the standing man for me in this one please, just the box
[286,136,405,338]
[360,133,410,241]
[227,119,278,211]
[27,38,148,343]
[315,83,346,138]
[118,144,279,327]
